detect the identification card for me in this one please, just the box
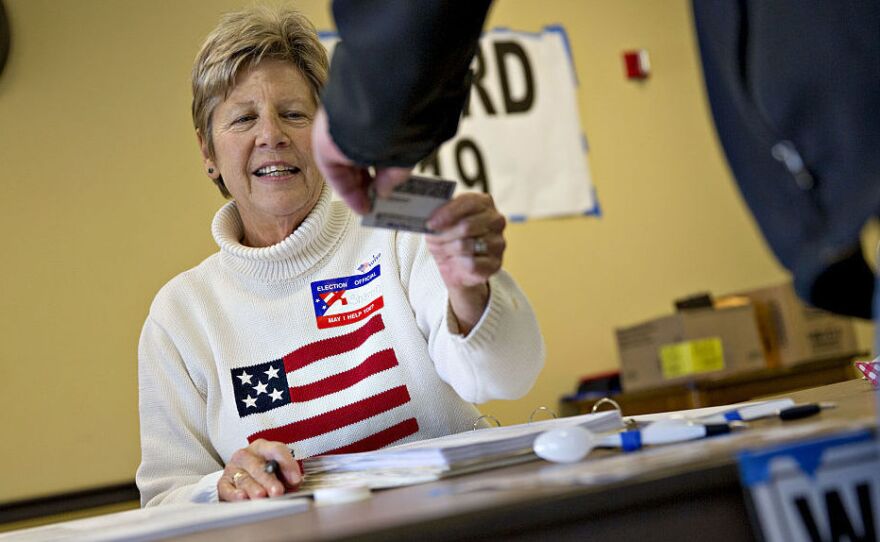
[361,175,456,233]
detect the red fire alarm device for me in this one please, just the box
[623,49,650,80]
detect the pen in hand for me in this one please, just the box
[265,456,303,487]
[264,459,280,479]
[262,459,292,498]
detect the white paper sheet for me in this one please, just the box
[0,498,309,542]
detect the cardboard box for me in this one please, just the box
[729,283,859,368]
[616,305,766,392]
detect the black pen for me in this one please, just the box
[778,402,837,421]
[264,459,281,479]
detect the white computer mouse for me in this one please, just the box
[533,426,595,463]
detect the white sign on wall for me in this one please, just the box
[320,26,598,221]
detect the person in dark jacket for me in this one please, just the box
[692,0,880,324]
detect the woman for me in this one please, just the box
[136,5,544,506]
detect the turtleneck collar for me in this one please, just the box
[211,183,351,282]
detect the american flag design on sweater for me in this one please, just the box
[230,265,419,456]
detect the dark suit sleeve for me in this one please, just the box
[692,0,880,318]
[322,0,492,167]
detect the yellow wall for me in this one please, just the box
[0,0,874,503]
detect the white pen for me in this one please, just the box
[597,420,735,452]
[694,399,836,424]
[695,398,795,424]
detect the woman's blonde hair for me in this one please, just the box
[191,5,329,197]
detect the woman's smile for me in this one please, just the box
[252,161,301,180]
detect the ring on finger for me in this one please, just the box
[473,237,489,256]
[232,471,247,486]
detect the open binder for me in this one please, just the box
[297,410,624,492]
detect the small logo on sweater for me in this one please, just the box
[310,266,384,329]
[356,253,381,273]
[231,360,291,417]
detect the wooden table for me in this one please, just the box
[560,355,860,418]
[174,378,877,542]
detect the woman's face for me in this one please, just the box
[201,59,323,243]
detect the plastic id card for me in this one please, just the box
[738,429,880,542]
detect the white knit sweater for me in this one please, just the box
[136,184,544,506]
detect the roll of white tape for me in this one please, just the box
[313,485,372,506]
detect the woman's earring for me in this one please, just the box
[208,168,214,174]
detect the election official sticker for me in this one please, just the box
[311,266,384,329]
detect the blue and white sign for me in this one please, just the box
[738,430,880,542]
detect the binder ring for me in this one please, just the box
[528,406,558,423]
[472,414,501,430]
[591,397,622,414]
[591,397,638,428]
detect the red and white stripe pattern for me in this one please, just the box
[244,314,419,455]
[855,360,879,390]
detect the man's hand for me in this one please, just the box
[312,107,412,214]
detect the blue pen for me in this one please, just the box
[696,398,794,424]
[598,420,734,452]
[697,400,835,424]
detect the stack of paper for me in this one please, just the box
[298,410,623,492]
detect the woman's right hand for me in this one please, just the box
[217,439,302,501]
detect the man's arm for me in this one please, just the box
[314,0,492,213]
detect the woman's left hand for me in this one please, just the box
[217,439,301,502]
[425,192,506,335]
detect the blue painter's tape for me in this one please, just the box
[508,214,528,223]
[582,186,602,218]
[737,429,874,486]
[317,30,339,40]
[724,411,744,421]
[620,430,642,452]
[486,26,543,39]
